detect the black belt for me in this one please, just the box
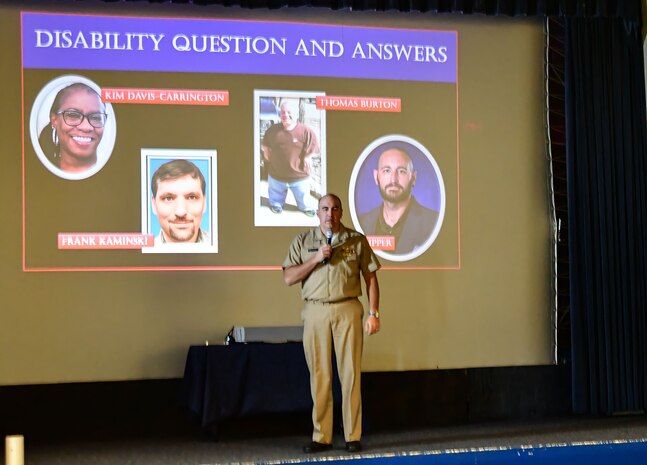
[305,297,357,305]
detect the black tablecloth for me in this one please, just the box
[182,342,313,433]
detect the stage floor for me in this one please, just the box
[19,414,647,465]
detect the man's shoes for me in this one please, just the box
[270,205,283,214]
[303,209,316,217]
[345,441,362,453]
[303,441,332,453]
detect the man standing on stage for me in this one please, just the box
[283,193,381,454]
[262,99,320,216]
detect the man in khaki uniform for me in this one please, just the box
[283,193,381,454]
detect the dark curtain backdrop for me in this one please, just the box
[150,0,639,17]
[96,0,647,415]
[565,16,647,415]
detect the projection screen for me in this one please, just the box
[0,0,553,384]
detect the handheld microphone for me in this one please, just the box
[323,229,332,264]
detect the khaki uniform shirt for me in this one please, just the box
[283,224,381,303]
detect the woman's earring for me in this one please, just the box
[51,125,59,147]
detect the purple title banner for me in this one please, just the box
[22,12,457,83]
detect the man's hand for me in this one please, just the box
[318,243,332,263]
[365,315,380,335]
[283,243,332,286]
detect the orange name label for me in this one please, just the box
[102,88,229,106]
[58,233,154,250]
[316,96,401,112]
[367,236,396,250]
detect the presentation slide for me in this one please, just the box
[22,11,458,270]
[2,1,553,384]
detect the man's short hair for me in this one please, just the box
[279,99,299,112]
[318,193,343,210]
[378,147,414,173]
[151,159,206,197]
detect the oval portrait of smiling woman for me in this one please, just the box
[30,75,117,181]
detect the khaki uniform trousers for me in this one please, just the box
[302,298,364,444]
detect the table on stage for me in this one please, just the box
[182,342,313,434]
